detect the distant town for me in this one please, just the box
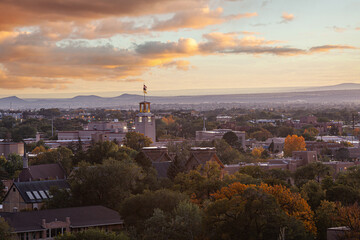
[0,94,359,239]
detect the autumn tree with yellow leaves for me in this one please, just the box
[283,135,306,157]
[209,182,316,238]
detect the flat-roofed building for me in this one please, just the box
[0,142,24,158]
[196,129,245,149]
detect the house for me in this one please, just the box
[2,179,70,212]
[141,147,173,178]
[185,147,224,171]
[0,205,123,240]
[17,163,66,182]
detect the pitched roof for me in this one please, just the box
[189,150,224,168]
[152,161,172,178]
[0,205,123,233]
[9,179,69,203]
[18,163,66,182]
[142,149,172,162]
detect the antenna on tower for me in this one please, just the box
[203,115,206,131]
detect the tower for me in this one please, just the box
[134,85,156,143]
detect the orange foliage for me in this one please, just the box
[211,182,316,234]
[162,115,175,125]
[31,146,47,154]
[283,135,306,157]
[337,202,360,238]
[251,147,264,158]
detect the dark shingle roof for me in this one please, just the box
[152,161,172,178]
[18,163,66,182]
[143,151,172,162]
[12,179,69,203]
[0,205,123,233]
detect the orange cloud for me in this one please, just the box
[162,60,192,71]
[281,12,294,23]
[0,31,357,89]
[309,45,357,53]
[0,0,207,30]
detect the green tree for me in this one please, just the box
[124,132,152,151]
[56,229,129,240]
[167,155,186,180]
[300,180,325,210]
[205,187,310,240]
[326,185,359,205]
[174,161,224,203]
[70,159,143,209]
[222,131,238,147]
[315,201,340,240]
[238,166,267,179]
[86,141,119,164]
[43,186,73,209]
[35,147,73,175]
[294,162,332,187]
[3,153,22,178]
[0,217,14,240]
[144,201,202,240]
[120,189,187,231]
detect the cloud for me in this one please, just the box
[309,45,357,53]
[0,0,207,30]
[0,31,357,89]
[281,12,294,23]
[162,60,192,71]
[150,8,257,31]
[330,26,347,33]
[355,27,360,31]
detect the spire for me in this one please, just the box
[22,142,28,169]
[203,115,206,131]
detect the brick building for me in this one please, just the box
[0,205,123,240]
[2,179,69,212]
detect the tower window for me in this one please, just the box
[139,117,142,122]
[148,117,151,122]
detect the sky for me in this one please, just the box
[0,0,359,98]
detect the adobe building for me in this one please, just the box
[86,120,127,132]
[0,142,24,158]
[195,129,246,149]
[0,205,123,239]
[292,151,318,165]
[134,101,156,143]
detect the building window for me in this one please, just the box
[148,117,151,122]
[139,117,142,122]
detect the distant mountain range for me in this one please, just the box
[1,83,360,110]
